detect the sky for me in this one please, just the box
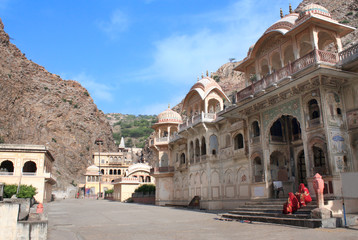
[0,0,302,115]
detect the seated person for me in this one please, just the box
[295,183,312,207]
[283,192,300,214]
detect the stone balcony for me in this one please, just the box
[179,112,217,132]
[150,166,174,175]
[236,48,339,102]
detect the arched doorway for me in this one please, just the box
[297,151,307,186]
[268,115,304,193]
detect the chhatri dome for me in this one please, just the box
[299,3,331,19]
[156,105,183,124]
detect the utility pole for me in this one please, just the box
[95,138,104,199]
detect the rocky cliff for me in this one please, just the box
[0,18,116,191]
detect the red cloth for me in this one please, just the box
[295,183,312,206]
[283,192,300,214]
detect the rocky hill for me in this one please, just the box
[0,18,116,192]
[106,113,156,148]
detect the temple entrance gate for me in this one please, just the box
[267,115,305,195]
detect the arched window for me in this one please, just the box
[252,121,260,137]
[118,169,121,175]
[195,139,200,157]
[23,161,37,174]
[139,176,144,182]
[313,146,326,169]
[189,141,194,163]
[260,59,270,77]
[318,31,337,53]
[308,99,320,120]
[271,52,282,72]
[101,169,104,174]
[234,134,244,150]
[114,169,117,175]
[180,153,186,164]
[109,169,113,175]
[270,119,284,142]
[209,135,219,155]
[201,137,206,155]
[0,160,14,174]
[145,176,151,182]
[283,44,295,65]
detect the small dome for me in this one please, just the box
[190,77,222,93]
[157,106,182,124]
[299,4,331,19]
[85,165,100,175]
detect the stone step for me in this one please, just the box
[221,213,323,228]
[228,210,311,219]
[237,205,317,210]
[234,207,313,214]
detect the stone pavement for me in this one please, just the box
[47,199,357,240]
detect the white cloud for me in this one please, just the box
[71,72,114,102]
[136,0,301,85]
[97,9,129,39]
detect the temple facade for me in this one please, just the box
[151,4,358,211]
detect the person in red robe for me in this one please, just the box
[295,183,312,207]
[283,192,300,214]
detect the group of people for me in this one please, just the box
[283,183,312,214]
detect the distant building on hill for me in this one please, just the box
[84,137,151,198]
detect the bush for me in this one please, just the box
[134,184,155,194]
[105,189,114,194]
[4,184,37,198]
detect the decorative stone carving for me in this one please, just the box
[313,173,324,208]
[262,98,302,132]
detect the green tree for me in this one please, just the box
[4,184,37,198]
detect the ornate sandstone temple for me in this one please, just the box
[150,4,358,211]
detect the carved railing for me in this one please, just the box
[291,50,315,73]
[179,112,217,132]
[236,49,339,102]
[155,137,169,143]
[339,42,358,62]
[317,49,337,63]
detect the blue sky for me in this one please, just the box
[0,0,301,115]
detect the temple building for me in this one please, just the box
[151,4,358,212]
[84,137,149,197]
[0,144,56,203]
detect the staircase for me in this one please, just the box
[221,198,329,228]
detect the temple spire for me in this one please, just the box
[289,4,292,14]
[119,137,125,149]
[280,8,283,18]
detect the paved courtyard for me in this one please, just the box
[47,199,357,240]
